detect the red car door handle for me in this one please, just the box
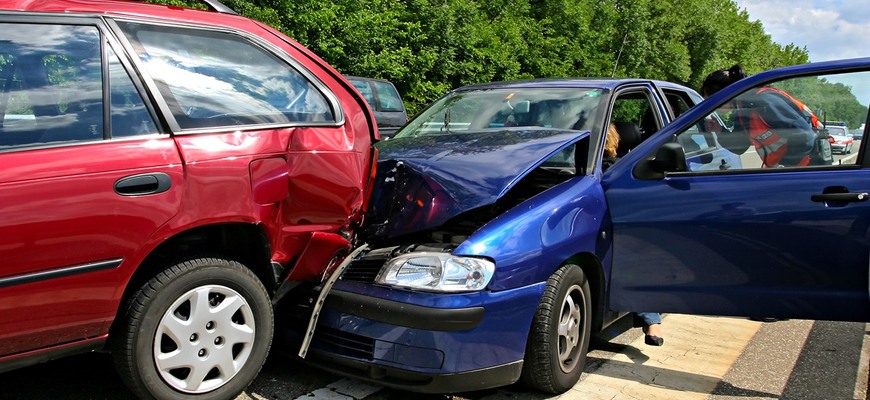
[811,192,869,203]
[114,173,172,196]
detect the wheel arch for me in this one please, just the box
[563,252,607,333]
[519,256,596,394]
[110,223,275,335]
[110,255,274,399]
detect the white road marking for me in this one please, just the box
[563,315,761,400]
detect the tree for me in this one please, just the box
[148,0,818,113]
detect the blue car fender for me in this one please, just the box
[454,175,609,292]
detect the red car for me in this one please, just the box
[0,1,376,399]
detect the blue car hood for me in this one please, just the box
[367,128,587,239]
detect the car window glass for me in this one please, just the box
[0,24,103,148]
[676,71,870,172]
[108,47,157,137]
[664,90,694,118]
[825,125,848,136]
[372,81,403,112]
[610,91,657,154]
[396,88,604,138]
[117,22,335,130]
[0,53,37,145]
[349,80,376,107]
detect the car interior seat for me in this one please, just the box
[640,107,659,141]
[527,101,552,127]
[614,121,644,157]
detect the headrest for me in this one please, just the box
[614,122,643,157]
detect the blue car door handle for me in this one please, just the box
[811,191,869,203]
[114,173,172,196]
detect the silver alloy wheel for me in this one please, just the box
[154,284,256,393]
[557,284,584,373]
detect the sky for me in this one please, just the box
[733,0,870,62]
[733,0,870,107]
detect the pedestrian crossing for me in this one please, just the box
[286,315,870,400]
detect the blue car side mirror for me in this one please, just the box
[634,142,687,180]
[653,142,688,173]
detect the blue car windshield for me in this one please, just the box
[394,88,606,139]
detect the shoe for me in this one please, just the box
[642,323,664,346]
[645,334,664,346]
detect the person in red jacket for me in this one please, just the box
[701,65,823,168]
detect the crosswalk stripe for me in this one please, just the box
[559,315,762,400]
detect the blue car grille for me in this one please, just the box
[313,326,375,360]
[340,258,384,283]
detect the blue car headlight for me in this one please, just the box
[375,252,495,292]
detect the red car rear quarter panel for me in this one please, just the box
[172,129,286,224]
[172,126,368,260]
[285,126,369,221]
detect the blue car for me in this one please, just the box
[284,62,870,395]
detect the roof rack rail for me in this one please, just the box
[137,0,238,15]
[199,0,238,15]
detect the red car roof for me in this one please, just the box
[1,0,248,28]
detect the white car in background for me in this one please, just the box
[825,124,849,136]
[825,124,854,154]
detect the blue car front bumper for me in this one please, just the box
[302,280,546,393]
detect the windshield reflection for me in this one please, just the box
[394,88,606,139]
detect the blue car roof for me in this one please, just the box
[452,78,690,92]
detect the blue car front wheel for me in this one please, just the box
[520,264,592,394]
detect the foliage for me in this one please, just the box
[775,77,869,128]
[152,0,863,120]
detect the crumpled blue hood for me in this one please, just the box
[367,128,587,239]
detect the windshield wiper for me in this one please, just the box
[441,109,451,133]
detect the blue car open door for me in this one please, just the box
[603,60,870,322]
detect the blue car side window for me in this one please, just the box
[677,115,744,171]
[677,72,870,172]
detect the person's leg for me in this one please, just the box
[635,312,661,326]
[634,312,664,346]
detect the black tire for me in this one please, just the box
[112,257,273,400]
[520,264,592,394]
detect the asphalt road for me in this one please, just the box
[739,138,859,168]
[1,315,866,400]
